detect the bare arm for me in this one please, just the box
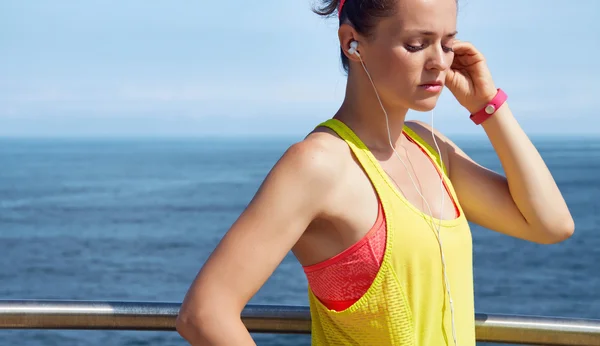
[457,103,574,243]
[176,139,338,345]
[409,106,574,244]
[437,40,574,244]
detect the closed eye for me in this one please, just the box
[405,44,425,52]
[405,43,454,53]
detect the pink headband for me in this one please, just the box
[338,0,347,18]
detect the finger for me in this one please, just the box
[451,40,480,57]
[445,70,455,84]
[452,45,484,66]
[450,60,463,70]
[453,54,478,67]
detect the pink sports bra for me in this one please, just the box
[302,200,387,311]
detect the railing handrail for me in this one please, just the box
[1,300,599,345]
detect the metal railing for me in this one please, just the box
[1,300,599,345]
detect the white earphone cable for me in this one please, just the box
[354,47,458,346]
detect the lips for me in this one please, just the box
[418,81,443,93]
[419,81,443,87]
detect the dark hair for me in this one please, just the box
[313,0,398,72]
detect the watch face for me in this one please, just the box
[485,105,496,114]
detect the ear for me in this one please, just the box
[338,24,361,62]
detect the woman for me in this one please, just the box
[176,0,574,344]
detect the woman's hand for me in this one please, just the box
[445,40,498,114]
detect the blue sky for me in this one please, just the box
[1,1,598,137]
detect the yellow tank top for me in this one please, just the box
[308,119,476,345]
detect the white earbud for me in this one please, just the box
[348,40,360,57]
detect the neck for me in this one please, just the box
[334,69,410,151]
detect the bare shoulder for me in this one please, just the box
[276,127,350,192]
[405,119,468,153]
[254,125,354,219]
[405,120,450,146]
[404,119,461,171]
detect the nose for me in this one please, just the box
[426,45,451,71]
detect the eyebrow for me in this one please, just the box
[407,30,458,38]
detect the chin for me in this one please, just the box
[410,98,439,112]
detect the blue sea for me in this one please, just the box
[1,135,599,345]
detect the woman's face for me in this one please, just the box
[359,0,457,112]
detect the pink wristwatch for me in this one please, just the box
[469,88,507,125]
